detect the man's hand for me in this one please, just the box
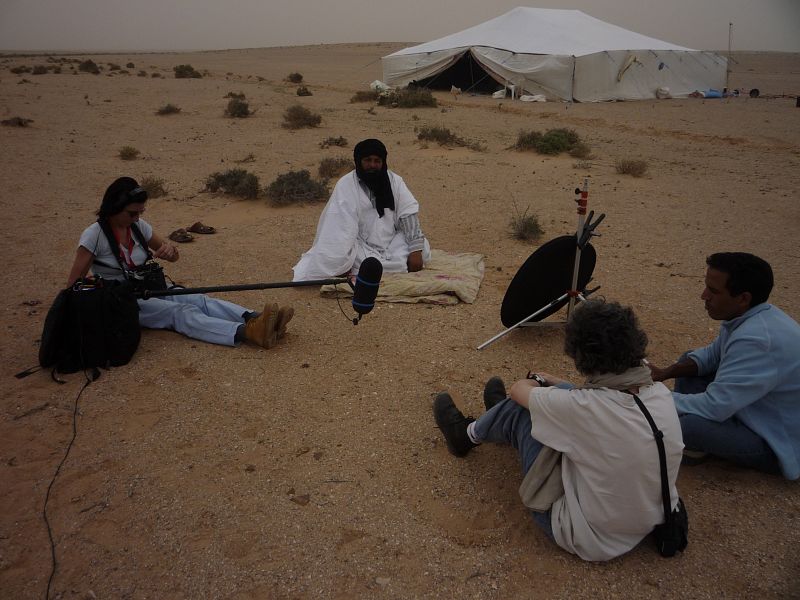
[646,361,669,382]
[509,379,539,408]
[407,251,423,272]
[645,359,698,382]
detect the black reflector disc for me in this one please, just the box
[500,235,596,327]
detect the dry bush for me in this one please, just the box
[108,63,121,71]
[417,126,485,151]
[378,87,437,108]
[173,64,202,79]
[234,153,256,163]
[286,72,303,83]
[205,169,260,199]
[151,72,162,78]
[350,90,379,103]
[509,206,544,242]
[515,128,583,155]
[156,103,181,115]
[224,91,246,100]
[282,105,321,129]
[10,66,31,74]
[318,157,352,180]
[615,159,648,177]
[569,142,592,159]
[296,86,312,97]
[78,59,100,74]
[126,62,135,69]
[1,117,34,127]
[320,136,348,149]
[225,97,250,118]
[137,70,147,77]
[140,177,168,198]
[118,146,140,160]
[31,65,47,75]
[265,170,328,205]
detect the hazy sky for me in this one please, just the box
[1,0,798,53]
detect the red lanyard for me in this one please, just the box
[111,226,137,268]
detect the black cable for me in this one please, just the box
[43,369,93,599]
[332,283,357,324]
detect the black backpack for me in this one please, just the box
[37,278,141,376]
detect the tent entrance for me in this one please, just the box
[415,50,503,94]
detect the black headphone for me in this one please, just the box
[111,186,148,213]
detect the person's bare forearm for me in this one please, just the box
[647,359,698,382]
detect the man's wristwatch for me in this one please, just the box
[526,371,547,387]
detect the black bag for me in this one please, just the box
[653,497,689,557]
[38,277,141,375]
[630,393,689,557]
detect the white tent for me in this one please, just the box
[382,7,727,102]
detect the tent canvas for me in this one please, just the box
[382,7,727,102]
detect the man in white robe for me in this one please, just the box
[292,138,430,281]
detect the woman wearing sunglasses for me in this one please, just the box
[66,177,292,349]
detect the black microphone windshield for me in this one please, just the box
[352,257,382,315]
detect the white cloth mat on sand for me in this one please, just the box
[320,250,485,305]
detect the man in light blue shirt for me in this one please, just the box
[649,252,800,480]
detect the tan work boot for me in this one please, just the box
[244,303,279,349]
[275,306,295,340]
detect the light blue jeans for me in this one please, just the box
[473,397,554,538]
[674,353,780,474]
[137,294,248,346]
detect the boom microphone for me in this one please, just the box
[351,257,382,318]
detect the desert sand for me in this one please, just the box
[1,44,799,599]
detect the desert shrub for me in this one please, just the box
[569,142,592,159]
[108,63,121,71]
[224,91,245,99]
[225,97,250,118]
[78,59,100,74]
[138,70,147,77]
[515,128,582,155]
[205,169,260,199]
[118,146,140,160]
[350,90,379,103]
[296,86,312,96]
[509,207,543,242]
[282,104,321,129]
[378,87,437,108]
[417,126,485,151]
[265,170,328,205]
[140,176,169,198]
[52,66,61,74]
[234,153,256,163]
[10,66,31,74]
[156,103,181,115]
[126,62,135,68]
[151,72,162,78]
[318,157,352,180]
[32,65,47,75]
[615,159,648,177]
[286,72,303,83]
[174,64,202,79]
[1,117,34,127]
[320,136,348,149]
[418,126,459,145]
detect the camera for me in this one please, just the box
[128,261,167,292]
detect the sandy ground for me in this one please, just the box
[1,45,799,599]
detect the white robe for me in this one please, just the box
[292,170,430,281]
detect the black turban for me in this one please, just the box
[354,138,394,217]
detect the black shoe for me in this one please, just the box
[483,376,507,410]
[433,392,477,457]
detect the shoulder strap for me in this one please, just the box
[631,393,673,526]
[130,222,154,261]
[97,219,129,271]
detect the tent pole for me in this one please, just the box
[571,55,576,102]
